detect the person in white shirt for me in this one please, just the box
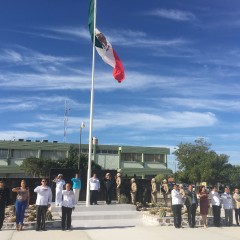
[34,179,52,231]
[89,173,100,205]
[53,174,65,207]
[171,184,183,228]
[209,186,221,227]
[221,187,233,226]
[61,183,76,231]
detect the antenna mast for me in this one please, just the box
[64,100,70,142]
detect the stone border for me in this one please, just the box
[142,212,226,227]
[2,220,61,230]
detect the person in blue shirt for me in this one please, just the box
[71,174,81,204]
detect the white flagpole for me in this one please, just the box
[86,0,97,206]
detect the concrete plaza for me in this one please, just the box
[1,225,240,240]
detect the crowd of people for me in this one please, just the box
[0,172,127,232]
[0,175,77,232]
[171,183,240,228]
[1,174,240,232]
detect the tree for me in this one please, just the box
[21,145,102,177]
[173,138,231,185]
[154,173,165,184]
[58,145,102,171]
[21,157,60,177]
[228,165,240,188]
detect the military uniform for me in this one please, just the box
[151,179,157,204]
[116,173,121,203]
[233,190,240,225]
[161,180,169,206]
[130,179,137,205]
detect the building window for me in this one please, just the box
[121,153,142,162]
[41,150,66,160]
[0,149,8,158]
[144,154,164,163]
[12,150,38,159]
[96,150,118,154]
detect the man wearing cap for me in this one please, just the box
[53,174,65,207]
[103,173,114,204]
[130,178,137,205]
[116,173,122,204]
[161,179,169,206]
[151,178,157,204]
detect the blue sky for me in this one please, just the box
[1,0,240,171]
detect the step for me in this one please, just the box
[51,201,142,227]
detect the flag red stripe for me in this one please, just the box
[112,49,125,83]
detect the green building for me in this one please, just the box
[0,139,172,178]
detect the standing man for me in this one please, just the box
[179,184,186,204]
[116,173,121,204]
[61,183,76,231]
[34,178,52,231]
[161,179,169,206]
[89,173,100,205]
[185,184,198,228]
[103,173,114,204]
[130,178,137,205]
[171,184,183,228]
[233,188,240,226]
[0,181,9,231]
[53,174,65,207]
[222,187,233,226]
[151,178,157,204]
[71,173,81,204]
[209,186,221,227]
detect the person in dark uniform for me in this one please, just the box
[103,173,114,204]
[0,180,9,231]
[185,184,198,228]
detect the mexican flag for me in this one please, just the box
[88,0,125,83]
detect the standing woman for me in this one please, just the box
[12,180,30,231]
[198,185,209,228]
[62,183,76,231]
[71,174,81,205]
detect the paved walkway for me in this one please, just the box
[1,225,240,240]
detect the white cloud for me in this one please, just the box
[0,96,86,113]
[0,131,47,140]
[21,25,189,50]
[160,98,240,111]
[0,47,81,73]
[149,9,196,22]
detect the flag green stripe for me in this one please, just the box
[88,0,103,49]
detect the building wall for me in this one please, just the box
[95,154,119,169]
[0,140,172,178]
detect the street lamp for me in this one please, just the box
[78,121,85,170]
